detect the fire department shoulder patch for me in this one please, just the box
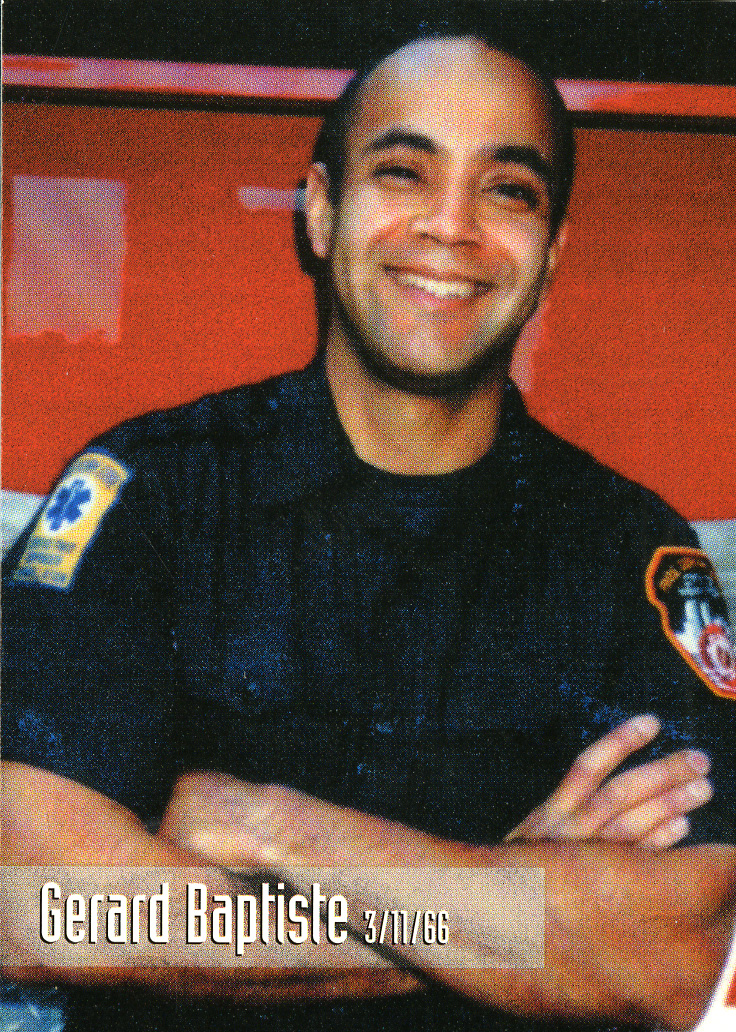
[13,451,130,591]
[646,546,736,700]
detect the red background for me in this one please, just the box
[3,99,735,519]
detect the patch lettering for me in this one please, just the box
[13,451,130,590]
[646,546,736,700]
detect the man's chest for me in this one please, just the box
[171,494,625,841]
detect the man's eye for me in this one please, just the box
[373,165,420,182]
[490,182,543,211]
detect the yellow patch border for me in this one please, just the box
[13,451,130,590]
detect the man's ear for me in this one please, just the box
[543,219,568,288]
[304,163,334,260]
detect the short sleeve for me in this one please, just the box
[605,506,736,843]
[2,449,183,823]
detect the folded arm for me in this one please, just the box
[162,771,735,1030]
[0,761,420,1003]
[3,716,729,1027]
[158,717,731,1031]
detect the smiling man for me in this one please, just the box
[317,40,561,397]
[3,31,735,1032]
[310,39,568,477]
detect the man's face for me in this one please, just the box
[307,38,566,396]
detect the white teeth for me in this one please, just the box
[394,272,477,299]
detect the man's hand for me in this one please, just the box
[506,714,713,849]
[160,774,735,1030]
[160,715,713,860]
[7,758,732,1028]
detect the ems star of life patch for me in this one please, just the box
[13,451,130,590]
[646,546,736,700]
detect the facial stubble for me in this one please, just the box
[330,274,546,402]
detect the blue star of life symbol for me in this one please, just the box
[45,477,93,532]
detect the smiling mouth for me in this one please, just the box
[389,269,490,301]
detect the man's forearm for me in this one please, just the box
[271,840,735,1028]
[6,764,734,1027]
[1,762,421,1002]
[162,775,736,1030]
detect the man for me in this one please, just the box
[3,32,735,1032]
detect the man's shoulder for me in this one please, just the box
[2,363,325,589]
[87,364,317,468]
[513,402,695,545]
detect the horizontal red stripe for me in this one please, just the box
[4,55,736,117]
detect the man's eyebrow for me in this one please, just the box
[362,133,554,193]
[364,129,437,156]
[493,146,554,193]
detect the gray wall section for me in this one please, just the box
[2,490,735,626]
[693,520,736,626]
[1,490,45,558]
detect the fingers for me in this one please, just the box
[600,747,710,810]
[638,817,691,850]
[599,775,713,844]
[542,714,662,825]
[562,749,711,842]
[505,715,714,848]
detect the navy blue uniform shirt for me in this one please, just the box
[4,358,735,1031]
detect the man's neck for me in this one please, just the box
[325,338,505,476]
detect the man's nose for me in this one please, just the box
[413,185,483,246]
